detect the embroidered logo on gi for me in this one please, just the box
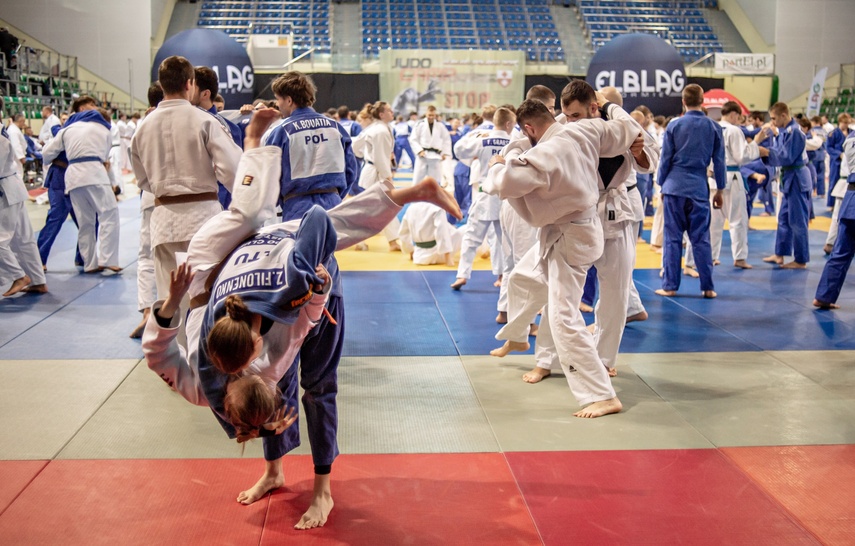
[242,175,253,186]
[497,70,513,88]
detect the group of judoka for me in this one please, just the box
[4,60,855,532]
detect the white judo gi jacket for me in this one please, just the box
[358,120,394,188]
[454,128,510,222]
[409,119,451,159]
[130,99,242,249]
[42,119,112,193]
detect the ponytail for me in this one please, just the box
[208,295,256,374]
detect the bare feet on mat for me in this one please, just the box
[607,367,617,377]
[781,261,807,269]
[650,244,662,254]
[762,254,783,264]
[824,244,834,255]
[733,259,752,269]
[573,397,622,418]
[702,290,717,298]
[528,322,538,337]
[713,259,721,266]
[3,275,31,297]
[626,310,648,323]
[683,266,699,278]
[654,289,677,297]
[450,277,467,290]
[813,298,840,310]
[490,340,530,357]
[129,309,151,339]
[237,472,284,505]
[413,176,462,220]
[354,242,368,251]
[495,311,508,324]
[84,267,105,274]
[579,302,593,313]
[493,276,502,287]
[522,367,551,383]
[295,493,334,530]
[103,265,123,273]
[23,283,48,294]
[388,240,402,252]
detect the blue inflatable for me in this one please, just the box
[586,33,686,116]
[152,29,254,109]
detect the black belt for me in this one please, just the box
[781,164,806,172]
[848,183,855,192]
[414,240,437,249]
[280,188,338,203]
[627,184,638,192]
[423,147,441,154]
[366,160,374,165]
[154,192,219,207]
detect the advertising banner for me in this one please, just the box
[586,33,686,116]
[379,49,525,118]
[806,67,828,118]
[152,29,254,109]
[714,53,775,75]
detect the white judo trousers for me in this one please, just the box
[497,201,537,313]
[0,202,46,286]
[626,186,646,317]
[496,224,616,406]
[685,176,749,267]
[68,184,120,271]
[137,197,156,312]
[412,156,442,187]
[826,174,849,247]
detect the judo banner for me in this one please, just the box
[714,53,774,75]
[379,49,525,117]
[586,33,685,116]
[152,29,254,110]
[806,67,829,118]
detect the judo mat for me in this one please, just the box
[1,185,854,544]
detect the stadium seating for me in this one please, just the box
[197,0,331,55]
[362,0,564,62]
[577,0,724,63]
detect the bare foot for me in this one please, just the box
[733,259,752,269]
[573,397,622,418]
[607,367,617,377]
[824,244,834,255]
[762,254,783,264]
[84,267,105,274]
[654,289,677,296]
[3,275,31,297]
[713,259,721,266]
[295,474,334,530]
[650,244,662,254]
[129,309,151,339]
[759,212,771,217]
[490,340,530,357]
[626,310,648,323]
[579,302,593,313]
[237,471,284,505]
[411,176,462,220]
[522,367,551,383]
[813,298,840,310]
[354,242,368,251]
[683,267,699,278]
[702,290,717,298]
[450,277,467,290]
[480,248,491,260]
[388,240,402,252]
[495,311,508,324]
[23,284,48,294]
[781,261,807,269]
[493,276,502,287]
[103,265,123,273]
[528,323,538,337]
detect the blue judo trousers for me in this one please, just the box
[816,187,855,304]
[767,120,812,264]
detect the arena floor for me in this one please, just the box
[1,170,853,544]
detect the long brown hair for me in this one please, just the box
[224,375,281,443]
[208,295,256,374]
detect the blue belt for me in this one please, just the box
[726,166,740,172]
[68,156,103,164]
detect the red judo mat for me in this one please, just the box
[0,460,47,515]
[505,449,820,545]
[723,445,855,546]
[0,455,540,545]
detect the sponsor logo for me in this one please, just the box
[497,70,513,88]
[242,175,253,186]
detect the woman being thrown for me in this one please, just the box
[143,108,460,530]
